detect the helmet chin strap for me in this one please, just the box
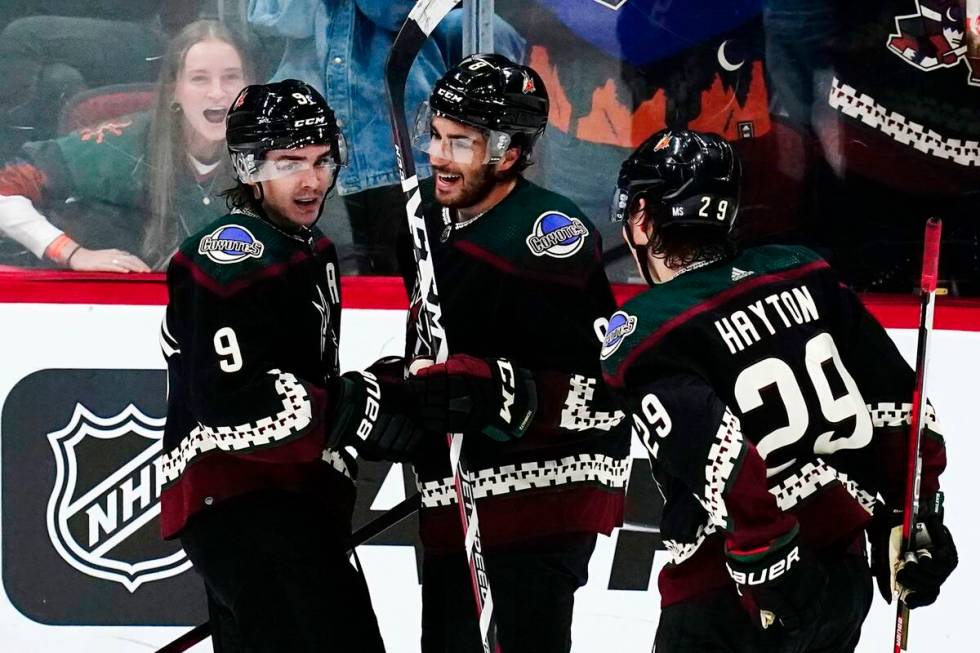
[623,222,658,287]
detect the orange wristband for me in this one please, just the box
[44,234,79,265]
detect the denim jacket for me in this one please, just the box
[248,0,525,195]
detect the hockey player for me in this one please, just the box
[159,80,425,652]
[602,129,958,651]
[403,54,631,653]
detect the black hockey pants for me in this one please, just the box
[421,532,597,653]
[180,490,385,653]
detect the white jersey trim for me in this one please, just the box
[160,369,350,483]
[829,76,979,166]
[419,452,630,508]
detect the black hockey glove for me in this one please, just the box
[870,497,958,608]
[726,538,826,632]
[327,365,424,462]
[410,354,537,441]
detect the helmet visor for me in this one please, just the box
[231,132,347,183]
[412,101,511,165]
[250,157,340,183]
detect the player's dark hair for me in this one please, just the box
[221,180,263,215]
[507,132,534,173]
[647,221,737,269]
[143,20,254,269]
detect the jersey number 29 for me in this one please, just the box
[733,332,872,476]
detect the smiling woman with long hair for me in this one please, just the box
[0,19,253,272]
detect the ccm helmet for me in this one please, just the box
[226,79,348,184]
[612,129,740,233]
[414,54,549,165]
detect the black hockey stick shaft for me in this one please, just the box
[893,217,942,653]
[153,492,422,653]
[385,3,501,652]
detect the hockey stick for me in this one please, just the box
[385,3,501,653]
[153,492,422,653]
[893,217,942,653]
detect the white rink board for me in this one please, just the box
[0,303,974,652]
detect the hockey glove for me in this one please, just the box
[327,368,424,462]
[726,535,826,632]
[410,354,537,441]
[870,498,958,608]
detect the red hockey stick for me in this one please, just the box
[893,217,942,653]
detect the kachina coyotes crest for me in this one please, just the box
[46,403,190,593]
[526,211,589,258]
[198,224,265,264]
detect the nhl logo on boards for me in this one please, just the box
[600,311,638,359]
[198,224,265,264]
[526,211,589,258]
[46,404,191,593]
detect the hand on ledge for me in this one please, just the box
[68,247,152,273]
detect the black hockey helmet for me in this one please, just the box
[416,53,548,165]
[226,79,348,183]
[611,129,740,233]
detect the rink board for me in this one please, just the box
[0,275,976,652]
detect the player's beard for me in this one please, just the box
[436,163,499,211]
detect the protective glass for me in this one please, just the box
[412,101,511,165]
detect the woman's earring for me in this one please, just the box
[170,101,182,113]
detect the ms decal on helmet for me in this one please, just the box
[599,311,638,360]
[198,225,265,264]
[526,211,589,258]
[611,129,740,232]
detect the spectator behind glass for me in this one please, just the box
[0,1,203,157]
[248,0,526,277]
[0,19,253,272]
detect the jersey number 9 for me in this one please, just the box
[214,326,243,373]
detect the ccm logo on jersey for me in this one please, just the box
[526,211,589,258]
[294,116,326,127]
[198,225,265,264]
[726,545,801,586]
[355,372,381,442]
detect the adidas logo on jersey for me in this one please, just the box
[731,267,754,281]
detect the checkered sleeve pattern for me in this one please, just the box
[664,522,719,565]
[559,374,625,432]
[701,408,744,530]
[770,459,875,514]
[419,452,630,508]
[867,401,941,435]
[159,369,336,484]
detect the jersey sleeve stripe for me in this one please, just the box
[159,369,315,485]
